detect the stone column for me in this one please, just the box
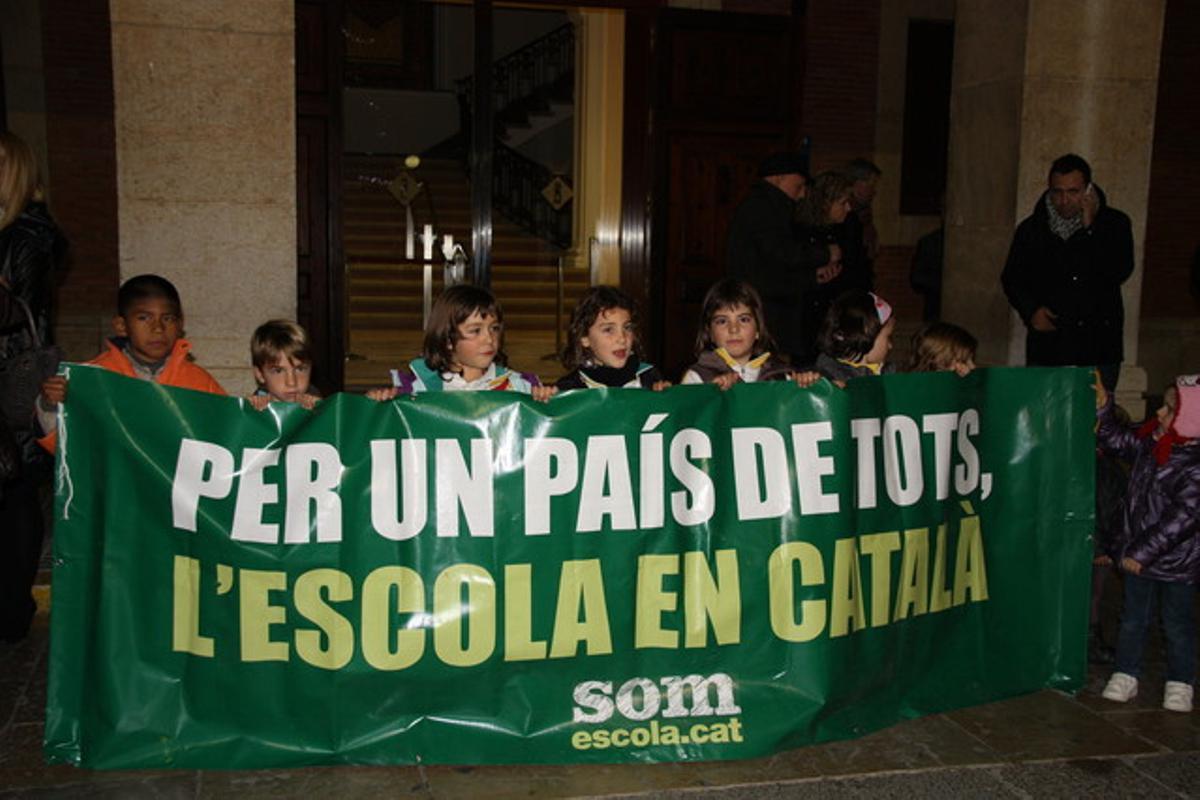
[943,0,1165,416]
[109,1,296,394]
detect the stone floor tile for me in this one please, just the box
[802,713,1000,777]
[10,661,47,726]
[1098,708,1200,753]
[0,773,199,799]
[0,722,184,791]
[697,746,829,784]
[1124,752,1200,797]
[991,758,1173,799]
[197,765,426,797]
[423,761,728,799]
[0,680,24,727]
[0,622,48,678]
[820,766,1019,799]
[946,690,1157,761]
[602,767,1021,800]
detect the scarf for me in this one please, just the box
[1044,194,1083,241]
[578,360,640,388]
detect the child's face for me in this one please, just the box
[709,303,758,363]
[863,317,895,365]
[581,307,634,369]
[113,297,183,364]
[254,354,312,403]
[451,311,501,380]
[1156,387,1178,435]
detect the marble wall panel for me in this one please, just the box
[946,80,1024,230]
[950,0,1029,90]
[1025,0,1165,83]
[110,0,296,395]
[110,0,291,35]
[943,223,1019,365]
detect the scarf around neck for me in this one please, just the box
[1044,193,1084,241]
[579,360,640,388]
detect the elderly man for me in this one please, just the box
[726,152,841,365]
[1001,154,1134,391]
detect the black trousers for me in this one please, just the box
[0,465,48,640]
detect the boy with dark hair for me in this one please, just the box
[37,274,225,449]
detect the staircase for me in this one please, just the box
[342,155,588,390]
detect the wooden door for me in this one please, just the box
[662,133,781,378]
[622,7,805,378]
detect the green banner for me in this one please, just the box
[45,365,1093,769]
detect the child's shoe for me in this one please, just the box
[1101,672,1138,702]
[1163,681,1193,712]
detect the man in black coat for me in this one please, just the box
[726,152,841,365]
[1001,154,1134,391]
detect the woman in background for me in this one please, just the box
[0,131,66,641]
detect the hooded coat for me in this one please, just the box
[1096,382,1200,584]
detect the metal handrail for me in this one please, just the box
[457,23,575,251]
[457,23,574,116]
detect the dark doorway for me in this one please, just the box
[622,8,806,379]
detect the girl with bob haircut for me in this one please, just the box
[815,289,897,384]
[372,284,553,400]
[681,279,820,389]
[556,286,668,390]
[908,321,978,376]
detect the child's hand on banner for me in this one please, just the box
[41,375,67,405]
[713,374,740,392]
[532,385,557,403]
[1120,556,1143,575]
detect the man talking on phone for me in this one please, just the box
[1002,153,1134,391]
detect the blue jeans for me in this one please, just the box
[1115,573,1197,683]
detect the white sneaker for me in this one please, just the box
[1163,681,1194,712]
[1102,672,1138,702]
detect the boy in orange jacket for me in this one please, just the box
[37,274,225,450]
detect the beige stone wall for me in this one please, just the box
[942,0,1030,367]
[109,0,296,394]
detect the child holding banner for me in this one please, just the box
[556,286,669,391]
[907,321,977,376]
[680,279,821,390]
[814,290,897,384]
[247,319,320,410]
[1098,374,1200,712]
[370,284,554,401]
[37,274,225,451]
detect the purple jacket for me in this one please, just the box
[1097,401,1200,583]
